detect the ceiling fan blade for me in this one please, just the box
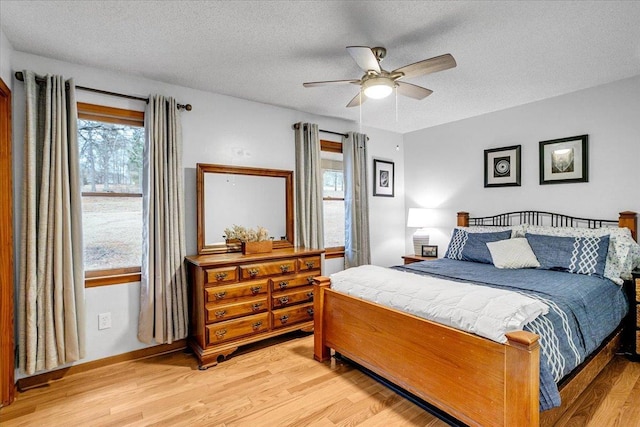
[393,54,457,80]
[303,79,361,88]
[396,81,433,100]
[346,46,381,73]
[346,91,366,108]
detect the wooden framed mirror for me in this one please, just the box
[196,163,294,254]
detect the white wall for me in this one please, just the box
[10,51,405,375]
[403,75,640,255]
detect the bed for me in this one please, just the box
[313,210,639,427]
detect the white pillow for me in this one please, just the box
[486,238,541,269]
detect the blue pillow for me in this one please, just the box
[445,229,512,264]
[525,233,609,278]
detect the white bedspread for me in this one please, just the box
[330,265,549,343]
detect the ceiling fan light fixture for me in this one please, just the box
[362,77,394,99]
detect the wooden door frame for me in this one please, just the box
[0,76,15,407]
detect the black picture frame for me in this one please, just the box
[373,159,394,197]
[539,134,588,185]
[484,145,521,188]
[421,245,438,258]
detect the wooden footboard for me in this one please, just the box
[313,277,540,427]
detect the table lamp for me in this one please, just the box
[407,208,431,256]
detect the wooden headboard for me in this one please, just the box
[456,210,637,242]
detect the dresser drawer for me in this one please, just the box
[272,303,314,329]
[636,279,640,302]
[298,256,321,272]
[637,331,640,355]
[205,296,268,323]
[240,259,297,279]
[270,274,317,292]
[637,306,640,328]
[205,279,268,303]
[206,312,269,345]
[205,266,238,284]
[271,286,314,308]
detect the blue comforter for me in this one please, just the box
[395,258,628,410]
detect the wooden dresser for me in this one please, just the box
[185,247,323,368]
[625,270,640,359]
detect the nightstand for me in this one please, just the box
[624,269,640,360]
[402,255,437,265]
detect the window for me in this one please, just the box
[77,103,144,286]
[321,140,345,258]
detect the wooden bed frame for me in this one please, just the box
[313,211,637,427]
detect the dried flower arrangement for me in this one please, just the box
[223,225,271,242]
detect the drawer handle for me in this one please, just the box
[248,268,259,278]
[307,308,314,317]
[214,310,227,318]
[280,264,290,273]
[252,303,263,311]
[279,281,289,289]
[279,314,289,324]
[305,261,315,269]
[252,321,263,330]
[250,286,262,294]
[279,296,289,305]
[306,291,314,300]
[214,329,227,339]
[307,276,315,284]
[214,291,227,300]
[215,272,228,281]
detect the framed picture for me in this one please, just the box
[484,145,521,188]
[373,159,394,197]
[539,135,588,185]
[421,245,438,258]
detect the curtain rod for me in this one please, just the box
[14,71,192,111]
[292,123,347,138]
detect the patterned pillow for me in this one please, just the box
[526,225,640,284]
[525,233,609,278]
[459,224,528,238]
[445,229,512,264]
[486,238,541,269]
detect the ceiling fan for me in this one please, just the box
[303,46,456,107]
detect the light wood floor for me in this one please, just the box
[1,333,640,426]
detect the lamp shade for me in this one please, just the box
[407,208,430,228]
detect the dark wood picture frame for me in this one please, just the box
[539,134,588,185]
[421,245,438,258]
[373,159,394,197]
[484,145,521,188]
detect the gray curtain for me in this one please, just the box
[18,71,86,375]
[343,132,371,268]
[294,122,324,249]
[138,95,188,344]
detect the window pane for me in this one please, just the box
[82,196,142,270]
[78,119,144,194]
[323,199,345,248]
[77,115,144,272]
[323,169,344,198]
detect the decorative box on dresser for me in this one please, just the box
[185,247,323,369]
[625,269,640,360]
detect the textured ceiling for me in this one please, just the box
[2,1,640,134]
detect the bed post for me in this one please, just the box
[504,331,540,426]
[313,276,331,362]
[619,211,637,241]
[457,211,469,227]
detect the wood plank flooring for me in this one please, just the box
[1,333,639,426]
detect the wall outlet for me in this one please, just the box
[98,312,112,330]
